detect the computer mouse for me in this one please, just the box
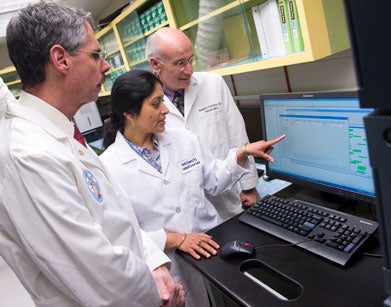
[220,240,255,259]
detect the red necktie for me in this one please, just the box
[74,124,87,147]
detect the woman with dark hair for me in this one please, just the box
[100,70,285,306]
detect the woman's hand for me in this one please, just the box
[237,134,286,166]
[176,232,220,260]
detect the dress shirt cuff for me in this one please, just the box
[141,230,171,271]
[239,155,260,190]
[147,228,167,251]
[227,148,251,179]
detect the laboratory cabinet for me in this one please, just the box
[0,0,350,97]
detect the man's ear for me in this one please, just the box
[49,44,69,73]
[149,57,160,74]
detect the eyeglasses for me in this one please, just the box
[76,49,107,61]
[161,55,197,69]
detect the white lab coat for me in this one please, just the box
[0,92,169,307]
[0,76,17,119]
[164,72,259,221]
[100,128,250,307]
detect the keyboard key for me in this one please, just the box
[343,243,356,253]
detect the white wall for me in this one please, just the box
[223,49,358,106]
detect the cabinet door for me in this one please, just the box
[114,1,169,71]
[169,0,237,28]
[98,28,127,93]
[1,68,22,98]
[7,82,22,98]
[171,0,259,71]
[166,0,349,76]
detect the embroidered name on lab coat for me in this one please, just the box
[178,156,203,173]
[82,169,103,203]
[198,101,222,114]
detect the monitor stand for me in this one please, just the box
[277,184,373,215]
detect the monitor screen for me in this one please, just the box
[238,105,264,143]
[260,91,375,203]
[73,101,103,135]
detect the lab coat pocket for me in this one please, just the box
[194,197,220,233]
[204,110,229,151]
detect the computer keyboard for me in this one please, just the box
[238,194,379,266]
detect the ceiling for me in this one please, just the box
[0,0,122,44]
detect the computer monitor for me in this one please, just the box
[73,101,104,150]
[73,101,103,135]
[238,104,264,143]
[260,91,375,204]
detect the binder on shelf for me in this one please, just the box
[252,0,286,59]
[288,0,304,52]
[277,0,293,54]
[252,6,269,59]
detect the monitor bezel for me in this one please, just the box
[260,90,375,204]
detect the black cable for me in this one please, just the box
[254,235,383,260]
[362,252,383,258]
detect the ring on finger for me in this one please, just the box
[198,240,203,247]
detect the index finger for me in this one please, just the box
[267,134,286,145]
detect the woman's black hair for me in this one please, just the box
[102,70,162,149]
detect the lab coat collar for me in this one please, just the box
[7,91,74,140]
[162,74,201,119]
[183,73,201,118]
[113,131,171,179]
[157,132,171,175]
[189,72,199,86]
[163,95,183,118]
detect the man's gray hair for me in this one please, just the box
[6,1,94,89]
[145,30,163,60]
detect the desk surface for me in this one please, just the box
[178,186,386,307]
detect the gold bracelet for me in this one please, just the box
[177,233,188,250]
[241,143,249,157]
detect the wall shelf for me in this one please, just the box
[0,0,350,97]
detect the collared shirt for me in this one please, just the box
[163,87,184,103]
[125,134,162,173]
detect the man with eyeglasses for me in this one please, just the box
[77,48,108,61]
[146,27,260,222]
[0,2,184,306]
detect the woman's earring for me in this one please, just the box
[130,118,136,127]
